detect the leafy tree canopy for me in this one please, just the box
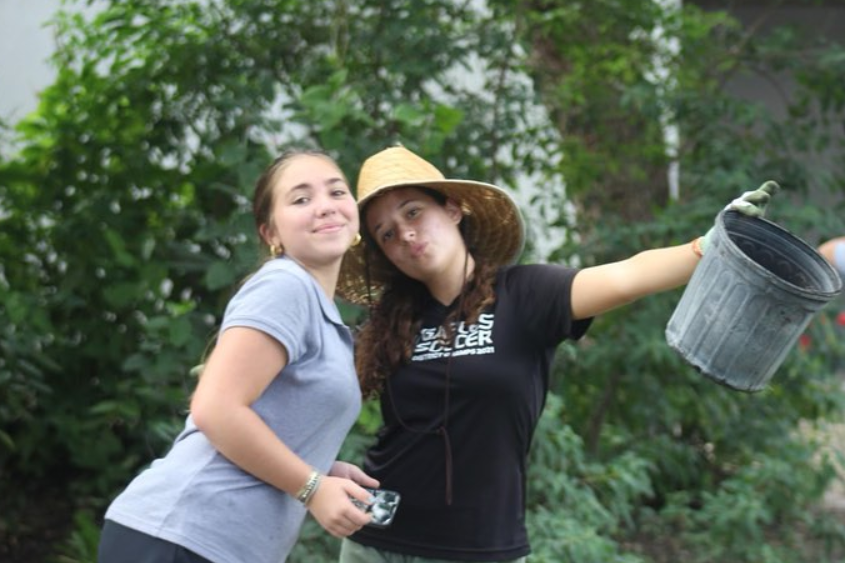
[1,1,845,561]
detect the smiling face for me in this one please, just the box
[364,186,466,285]
[259,153,359,269]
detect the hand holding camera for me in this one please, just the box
[351,487,402,528]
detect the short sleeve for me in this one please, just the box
[221,266,312,364]
[498,264,592,347]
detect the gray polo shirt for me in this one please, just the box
[105,257,361,563]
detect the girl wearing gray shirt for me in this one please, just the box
[99,150,377,563]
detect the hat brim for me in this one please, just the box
[337,179,525,305]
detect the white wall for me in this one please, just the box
[0,0,63,124]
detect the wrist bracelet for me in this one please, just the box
[691,236,704,258]
[295,469,322,506]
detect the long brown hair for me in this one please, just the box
[355,188,498,398]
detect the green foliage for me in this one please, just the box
[54,511,99,563]
[553,204,845,560]
[526,394,650,563]
[2,0,845,562]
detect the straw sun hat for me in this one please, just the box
[337,145,525,305]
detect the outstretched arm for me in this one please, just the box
[570,181,780,321]
[571,243,698,320]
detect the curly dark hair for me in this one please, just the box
[355,240,498,399]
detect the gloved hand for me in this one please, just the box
[698,180,780,255]
[723,180,780,217]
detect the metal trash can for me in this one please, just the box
[666,210,842,392]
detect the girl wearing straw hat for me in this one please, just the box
[337,145,778,563]
[99,150,377,563]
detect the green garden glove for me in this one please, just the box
[699,180,780,255]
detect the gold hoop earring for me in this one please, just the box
[270,244,283,257]
[352,233,362,247]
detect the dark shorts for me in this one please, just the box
[98,520,212,563]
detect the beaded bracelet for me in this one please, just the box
[295,469,322,506]
[691,236,704,258]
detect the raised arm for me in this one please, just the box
[570,181,780,320]
[571,243,697,320]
